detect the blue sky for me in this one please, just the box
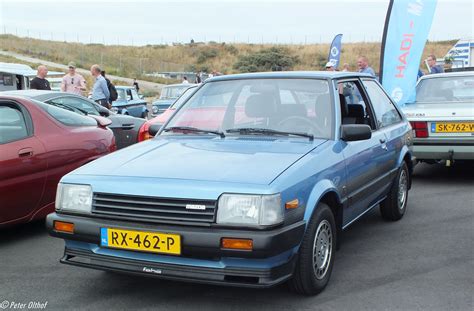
[0,0,472,45]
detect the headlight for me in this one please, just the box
[152,106,158,114]
[55,183,92,214]
[217,194,283,226]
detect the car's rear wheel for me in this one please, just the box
[289,202,336,295]
[380,162,409,221]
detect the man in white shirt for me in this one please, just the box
[61,62,87,95]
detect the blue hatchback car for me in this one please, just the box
[47,72,414,295]
[111,86,148,118]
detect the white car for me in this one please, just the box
[402,71,474,165]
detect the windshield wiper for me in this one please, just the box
[226,127,313,141]
[163,126,225,138]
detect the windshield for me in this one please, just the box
[416,76,474,103]
[164,78,333,139]
[169,86,197,109]
[160,85,191,99]
[117,89,126,101]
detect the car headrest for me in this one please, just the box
[245,93,277,118]
[279,104,307,117]
[347,104,365,119]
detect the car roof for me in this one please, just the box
[163,83,197,88]
[1,90,86,101]
[419,71,474,81]
[207,71,373,82]
[115,86,136,90]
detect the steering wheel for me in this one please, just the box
[277,116,324,136]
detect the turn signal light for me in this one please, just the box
[54,221,74,234]
[221,238,253,251]
[410,121,428,138]
[285,199,299,209]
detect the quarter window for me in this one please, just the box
[363,80,401,128]
[35,100,97,127]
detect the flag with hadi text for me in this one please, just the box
[380,0,437,106]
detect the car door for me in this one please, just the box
[337,79,392,226]
[362,79,406,186]
[0,101,47,224]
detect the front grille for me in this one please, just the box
[92,193,216,224]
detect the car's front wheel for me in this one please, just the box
[289,202,336,295]
[380,162,409,221]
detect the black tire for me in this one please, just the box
[289,202,336,295]
[380,162,409,221]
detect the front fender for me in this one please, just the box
[303,179,342,223]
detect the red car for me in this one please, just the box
[138,85,198,141]
[0,95,116,227]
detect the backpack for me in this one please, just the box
[107,79,118,102]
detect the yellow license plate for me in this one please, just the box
[100,228,181,255]
[433,122,474,133]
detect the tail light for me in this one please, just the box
[410,121,428,138]
[138,122,152,142]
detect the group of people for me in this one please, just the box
[29,62,143,109]
[323,54,444,77]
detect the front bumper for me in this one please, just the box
[47,213,305,287]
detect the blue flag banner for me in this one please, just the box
[380,0,437,106]
[328,34,343,69]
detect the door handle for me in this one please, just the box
[18,148,33,158]
[379,138,387,144]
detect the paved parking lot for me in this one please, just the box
[1,163,472,311]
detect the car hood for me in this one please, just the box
[402,102,474,119]
[70,136,326,185]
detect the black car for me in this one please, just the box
[2,90,146,149]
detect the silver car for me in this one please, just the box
[402,71,474,164]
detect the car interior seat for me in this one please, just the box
[244,93,278,124]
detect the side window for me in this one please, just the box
[131,89,139,100]
[337,80,376,130]
[35,101,97,127]
[0,105,29,143]
[49,97,99,115]
[363,80,402,128]
[126,89,132,100]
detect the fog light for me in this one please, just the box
[221,238,253,251]
[54,221,74,234]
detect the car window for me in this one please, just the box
[363,80,401,128]
[416,76,474,103]
[160,86,190,99]
[337,80,376,130]
[131,89,140,100]
[0,104,29,143]
[117,89,126,101]
[48,97,99,116]
[34,100,97,127]
[166,78,333,139]
[170,87,197,109]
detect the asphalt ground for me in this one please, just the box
[1,163,473,311]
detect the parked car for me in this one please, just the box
[47,72,414,295]
[138,85,198,141]
[151,83,195,117]
[112,86,148,118]
[402,71,474,164]
[0,94,116,227]
[2,90,146,150]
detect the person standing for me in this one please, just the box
[61,62,86,95]
[342,63,350,72]
[30,65,51,90]
[90,64,110,108]
[182,76,189,84]
[426,55,444,74]
[133,78,140,92]
[194,71,202,84]
[357,56,375,77]
[325,61,336,71]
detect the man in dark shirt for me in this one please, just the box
[30,65,51,90]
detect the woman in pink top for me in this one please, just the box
[61,62,87,95]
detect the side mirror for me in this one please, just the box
[149,123,163,136]
[341,124,372,141]
[98,106,110,117]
